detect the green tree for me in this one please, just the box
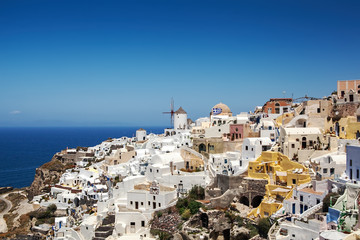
[188,185,205,200]
[188,200,202,214]
[257,218,271,238]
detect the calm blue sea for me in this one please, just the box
[0,127,165,188]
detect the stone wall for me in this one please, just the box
[207,174,268,208]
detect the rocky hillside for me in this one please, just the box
[28,155,68,199]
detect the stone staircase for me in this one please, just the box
[268,217,286,240]
[92,214,115,240]
[299,202,323,220]
[268,222,281,240]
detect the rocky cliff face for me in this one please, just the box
[28,155,67,199]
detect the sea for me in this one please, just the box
[0,127,165,188]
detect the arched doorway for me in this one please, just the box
[200,213,209,228]
[301,137,307,149]
[239,196,249,206]
[251,195,263,208]
[335,122,340,136]
[199,144,206,153]
[74,197,80,207]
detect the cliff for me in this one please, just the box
[28,155,67,199]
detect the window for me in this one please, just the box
[153,196,156,200]
[251,148,254,151]
[350,160,353,166]
[357,169,359,179]
[292,179,296,184]
[300,195,303,202]
[141,221,145,227]
[323,168,328,174]
[342,127,345,131]
[330,168,335,175]
[141,202,144,206]
[317,198,320,204]
[292,203,296,214]
[156,169,159,173]
[158,203,161,207]
[130,201,133,205]
[150,169,152,172]
[317,108,320,113]
[291,144,295,148]
[148,201,150,205]
[245,146,248,150]
[224,159,228,164]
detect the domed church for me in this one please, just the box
[210,102,232,118]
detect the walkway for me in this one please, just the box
[0,194,12,233]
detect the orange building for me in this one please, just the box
[262,98,292,114]
[337,80,360,98]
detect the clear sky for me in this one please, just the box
[1,0,360,127]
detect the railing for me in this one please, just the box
[299,202,323,220]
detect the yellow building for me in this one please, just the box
[325,116,360,139]
[180,148,204,171]
[275,112,294,127]
[247,151,311,218]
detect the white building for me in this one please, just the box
[136,128,147,141]
[209,151,242,176]
[174,107,188,130]
[311,152,346,180]
[242,137,273,161]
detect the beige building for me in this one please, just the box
[104,148,136,165]
[280,127,324,162]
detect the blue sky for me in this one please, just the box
[1,0,360,127]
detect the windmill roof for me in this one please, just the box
[175,107,187,114]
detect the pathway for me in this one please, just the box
[0,194,12,233]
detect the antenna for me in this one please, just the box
[162,98,175,127]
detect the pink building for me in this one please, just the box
[229,124,244,141]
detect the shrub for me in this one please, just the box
[235,216,244,226]
[176,198,189,210]
[245,222,258,238]
[225,211,236,222]
[188,185,205,200]
[188,200,202,214]
[181,209,191,220]
[257,218,271,238]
